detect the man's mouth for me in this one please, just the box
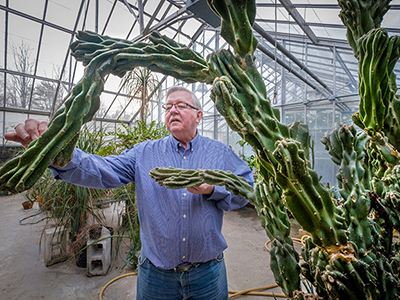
[170,118,181,124]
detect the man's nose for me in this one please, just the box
[169,104,180,113]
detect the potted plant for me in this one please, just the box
[21,199,35,209]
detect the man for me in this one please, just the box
[6,86,253,300]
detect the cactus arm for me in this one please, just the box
[0,74,103,193]
[375,165,400,235]
[369,132,400,175]
[338,0,391,57]
[384,95,400,151]
[254,179,302,298]
[71,30,213,84]
[321,124,376,253]
[52,132,80,168]
[287,121,312,165]
[269,239,301,298]
[207,0,257,57]
[357,29,400,134]
[273,139,348,249]
[208,50,288,174]
[149,167,255,202]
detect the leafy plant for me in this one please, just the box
[120,67,160,121]
[98,119,169,156]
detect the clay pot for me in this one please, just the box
[22,201,34,209]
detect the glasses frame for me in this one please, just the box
[162,102,199,113]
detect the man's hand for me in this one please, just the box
[5,119,49,148]
[187,183,214,195]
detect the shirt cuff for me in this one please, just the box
[205,185,229,200]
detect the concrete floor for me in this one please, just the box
[0,193,286,300]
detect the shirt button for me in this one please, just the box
[183,193,187,196]
[183,156,186,159]
[183,238,186,242]
[183,214,187,218]
[182,256,186,259]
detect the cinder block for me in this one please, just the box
[86,226,112,276]
[44,226,68,266]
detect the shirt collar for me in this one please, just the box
[168,130,200,151]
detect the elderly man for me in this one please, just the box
[6,86,253,300]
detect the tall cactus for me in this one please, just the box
[1,0,400,298]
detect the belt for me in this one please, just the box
[147,253,223,272]
[173,262,201,272]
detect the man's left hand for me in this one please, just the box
[187,183,214,195]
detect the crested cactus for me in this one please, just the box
[1,0,400,298]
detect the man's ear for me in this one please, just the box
[196,110,203,123]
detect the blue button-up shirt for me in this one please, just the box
[50,133,253,269]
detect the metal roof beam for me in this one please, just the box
[142,0,166,35]
[257,43,317,91]
[132,6,188,42]
[264,31,352,50]
[278,0,319,44]
[331,49,357,93]
[254,23,333,95]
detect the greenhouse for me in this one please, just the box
[1,0,400,299]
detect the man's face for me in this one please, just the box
[165,90,202,143]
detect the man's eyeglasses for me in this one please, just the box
[162,102,198,113]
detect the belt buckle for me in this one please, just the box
[174,264,192,272]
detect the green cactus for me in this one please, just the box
[149,167,255,202]
[337,0,391,57]
[2,0,400,298]
[357,28,400,134]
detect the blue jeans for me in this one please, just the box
[136,253,228,300]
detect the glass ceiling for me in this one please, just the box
[1,0,400,183]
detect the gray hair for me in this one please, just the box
[166,86,202,110]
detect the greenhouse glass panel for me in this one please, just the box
[46,0,86,32]
[6,74,32,109]
[283,107,305,125]
[7,16,40,75]
[382,9,400,28]
[9,0,45,20]
[94,91,116,119]
[117,96,142,122]
[36,27,72,78]
[303,8,342,25]
[103,94,136,120]
[31,79,63,112]
[312,26,347,40]
[102,2,138,38]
